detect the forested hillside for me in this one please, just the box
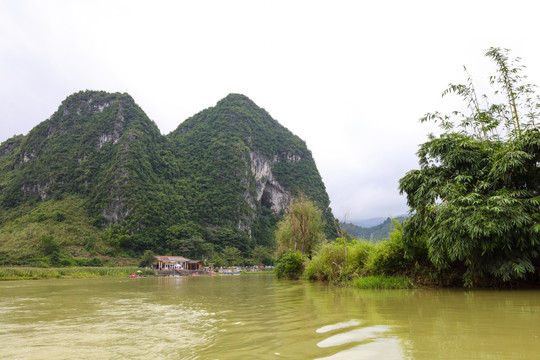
[0,91,337,264]
[341,217,407,241]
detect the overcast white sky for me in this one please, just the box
[1,0,539,222]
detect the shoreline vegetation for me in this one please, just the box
[274,48,540,289]
[274,221,424,290]
[0,265,415,290]
[1,50,538,290]
[0,267,156,280]
[0,266,278,281]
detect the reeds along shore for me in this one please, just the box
[0,267,156,280]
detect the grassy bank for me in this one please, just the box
[352,275,415,289]
[0,267,156,280]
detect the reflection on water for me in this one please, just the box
[315,322,404,360]
[316,337,404,360]
[1,275,539,359]
[316,320,361,333]
[316,324,392,347]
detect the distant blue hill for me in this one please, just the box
[341,216,408,241]
[353,217,386,227]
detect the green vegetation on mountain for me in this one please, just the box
[341,217,407,241]
[0,91,337,266]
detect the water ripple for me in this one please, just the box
[316,320,361,334]
[315,337,405,360]
[317,325,392,348]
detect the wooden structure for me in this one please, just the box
[153,255,204,272]
[153,255,189,271]
[188,259,204,270]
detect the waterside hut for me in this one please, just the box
[153,256,204,272]
[153,256,189,271]
[188,259,204,270]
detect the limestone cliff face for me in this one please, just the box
[1,90,165,227]
[249,150,291,213]
[168,93,338,241]
[0,91,338,256]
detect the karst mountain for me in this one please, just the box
[0,91,337,262]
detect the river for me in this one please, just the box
[1,274,539,359]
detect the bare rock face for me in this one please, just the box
[0,91,338,250]
[102,196,129,223]
[249,150,291,212]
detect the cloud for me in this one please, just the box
[1,0,539,221]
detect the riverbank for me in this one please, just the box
[0,266,156,280]
[240,270,274,275]
[351,275,416,289]
[0,267,277,280]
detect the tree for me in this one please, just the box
[222,246,243,266]
[251,245,273,265]
[40,235,59,255]
[399,48,540,286]
[276,194,326,257]
[139,250,155,267]
[275,250,304,279]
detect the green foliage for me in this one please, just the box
[352,275,414,289]
[305,221,426,285]
[139,250,155,267]
[103,224,131,250]
[305,239,373,282]
[82,236,97,252]
[276,194,326,256]
[420,48,539,140]
[165,222,214,259]
[168,93,338,244]
[0,266,156,280]
[0,91,337,263]
[252,208,281,248]
[251,245,274,265]
[275,250,305,280]
[40,236,59,255]
[341,217,407,241]
[0,195,109,262]
[72,257,107,267]
[54,211,66,222]
[49,251,61,266]
[221,246,243,266]
[364,221,413,276]
[400,48,540,287]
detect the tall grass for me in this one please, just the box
[0,267,156,280]
[305,221,423,288]
[352,275,414,289]
[304,239,373,282]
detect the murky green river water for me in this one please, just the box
[1,274,539,359]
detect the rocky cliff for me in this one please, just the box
[0,91,337,261]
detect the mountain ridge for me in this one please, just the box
[0,90,337,263]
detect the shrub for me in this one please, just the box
[54,211,66,222]
[347,240,374,275]
[353,275,414,289]
[83,237,97,252]
[49,250,61,266]
[41,236,59,255]
[365,221,413,276]
[305,239,376,282]
[139,250,155,267]
[73,257,106,267]
[305,242,343,281]
[275,251,304,280]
